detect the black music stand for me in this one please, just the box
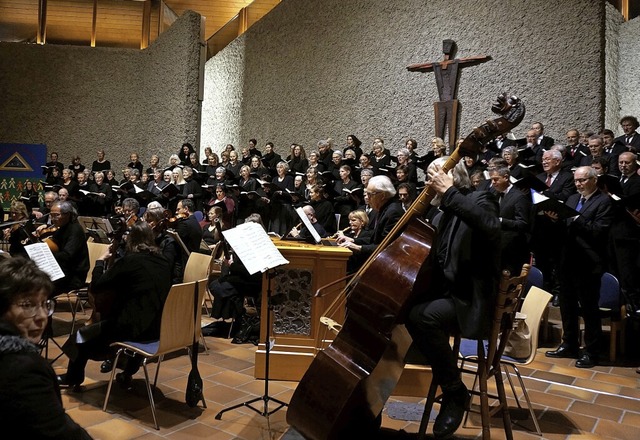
[215,267,288,419]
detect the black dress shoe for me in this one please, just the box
[57,374,82,392]
[551,294,560,307]
[545,345,579,359]
[100,359,114,373]
[575,353,597,368]
[433,386,470,439]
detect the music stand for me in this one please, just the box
[213,222,290,420]
[77,216,113,243]
[215,268,288,419]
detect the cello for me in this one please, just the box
[287,93,525,439]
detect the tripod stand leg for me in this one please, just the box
[214,268,288,420]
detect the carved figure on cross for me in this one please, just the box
[407,39,491,151]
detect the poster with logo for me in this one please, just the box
[0,143,47,213]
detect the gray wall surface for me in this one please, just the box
[618,16,640,127]
[0,10,202,174]
[202,0,609,158]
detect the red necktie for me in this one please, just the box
[545,174,552,186]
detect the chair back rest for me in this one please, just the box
[157,281,201,354]
[599,272,620,310]
[86,242,111,284]
[518,286,553,364]
[183,252,214,283]
[487,264,530,369]
[524,266,543,295]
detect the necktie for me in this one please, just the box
[627,136,633,145]
[497,192,504,205]
[621,176,628,185]
[576,197,586,212]
[545,174,552,186]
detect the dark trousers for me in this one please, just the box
[407,298,462,390]
[559,271,602,355]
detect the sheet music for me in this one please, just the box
[295,207,322,244]
[24,243,65,281]
[222,222,289,275]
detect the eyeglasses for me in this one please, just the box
[574,177,594,184]
[14,299,55,318]
[365,191,379,196]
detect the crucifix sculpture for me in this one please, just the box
[407,39,491,152]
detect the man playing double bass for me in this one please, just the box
[407,158,501,439]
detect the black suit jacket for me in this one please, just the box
[536,170,576,202]
[360,198,404,257]
[562,145,590,171]
[432,188,502,339]
[561,190,613,274]
[614,132,640,152]
[495,188,532,273]
[176,214,202,254]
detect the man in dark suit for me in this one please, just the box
[337,175,403,258]
[563,129,590,171]
[580,134,617,172]
[531,149,576,303]
[601,129,627,176]
[546,166,613,368]
[175,199,202,255]
[407,159,501,439]
[613,115,640,152]
[489,166,532,275]
[608,152,640,316]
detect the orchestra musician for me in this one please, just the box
[406,158,501,439]
[2,201,33,258]
[58,222,172,389]
[40,201,89,298]
[287,205,328,241]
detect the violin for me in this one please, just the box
[167,212,188,227]
[287,93,526,439]
[30,225,60,252]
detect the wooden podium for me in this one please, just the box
[254,238,434,397]
[254,239,351,382]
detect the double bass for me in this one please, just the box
[287,93,525,439]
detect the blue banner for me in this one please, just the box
[0,143,47,210]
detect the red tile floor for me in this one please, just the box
[47,305,640,439]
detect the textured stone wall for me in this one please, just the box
[605,2,623,134]
[0,11,202,174]
[202,0,606,158]
[618,16,640,130]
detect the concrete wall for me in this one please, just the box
[202,0,607,158]
[618,16,640,129]
[605,2,623,134]
[0,10,202,174]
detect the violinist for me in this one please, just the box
[174,199,202,255]
[144,207,181,284]
[43,201,89,297]
[58,222,172,389]
[32,191,59,222]
[2,201,33,258]
[406,158,501,439]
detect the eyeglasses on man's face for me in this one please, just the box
[14,299,55,318]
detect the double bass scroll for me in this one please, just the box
[287,93,525,440]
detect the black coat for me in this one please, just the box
[0,321,92,439]
[91,252,172,341]
[430,188,502,339]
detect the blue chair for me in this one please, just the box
[599,272,625,362]
[194,210,204,223]
[524,266,543,295]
